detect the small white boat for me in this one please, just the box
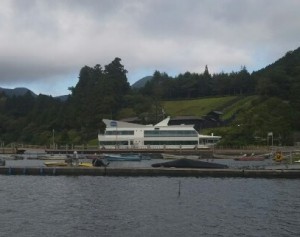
[44,161,94,167]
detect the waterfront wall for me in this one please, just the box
[1,167,300,178]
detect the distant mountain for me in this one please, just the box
[253,46,300,76]
[0,87,69,101]
[0,87,37,97]
[252,46,300,100]
[131,76,153,89]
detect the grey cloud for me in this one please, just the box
[0,0,300,95]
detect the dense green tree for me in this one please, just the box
[218,97,294,146]
[0,48,299,146]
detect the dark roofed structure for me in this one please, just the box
[121,111,225,131]
[169,116,204,131]
[169,111,225,131]
[206,110,223,117]
[203,111,223,128]
[120,117,141,124]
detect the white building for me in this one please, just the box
[98,117,221,149]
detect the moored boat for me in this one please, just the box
[85,154,103,160]
[78,162,93,167]
[92,157,109,167]
[44,161,68,167]
[44,160,107,167]
[44,152,109,167]
[103,153,142,161]
[151,158,228,169]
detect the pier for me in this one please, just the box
[1,166,300,178]
[43,148,214,156]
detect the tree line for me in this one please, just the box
[140,65,255,99]
[0,47,299,146]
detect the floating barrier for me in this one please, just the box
[0,166,300,178]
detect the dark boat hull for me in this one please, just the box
[151,158,228,169]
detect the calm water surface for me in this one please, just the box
[0,175,299,237]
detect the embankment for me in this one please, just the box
[1,166,300,178]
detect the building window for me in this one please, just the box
[105,130,134,135]
[144,130,197,137]
[100,141,129,145]
[144,140,198,145]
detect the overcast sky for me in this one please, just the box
[0,0,299,96]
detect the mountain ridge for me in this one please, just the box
[0,87,68,101]
[0,87,36,97]
[131,76,153,88]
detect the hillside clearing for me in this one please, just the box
[163,96,239,117]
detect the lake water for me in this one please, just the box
[1,174,299,237]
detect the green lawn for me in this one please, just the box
[162,96,238,117]
[221,96,258,120]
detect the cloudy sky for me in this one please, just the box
[0,0,299,96]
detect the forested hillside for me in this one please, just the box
[0,47,299,147]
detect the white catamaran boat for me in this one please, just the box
[98,117,221,150]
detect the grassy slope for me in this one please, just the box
[220,96,258,120]
[163,96,240,117]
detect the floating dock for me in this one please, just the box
[1,166,300,178]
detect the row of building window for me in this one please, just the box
[104,130,198,137]
[144,140,198,145]
[144,130,198,137]
[105,131,134,135]
[99,140,198,146]
[199,139,219,144]
[100,141,129,145]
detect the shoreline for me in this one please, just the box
[1,166,300,178]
